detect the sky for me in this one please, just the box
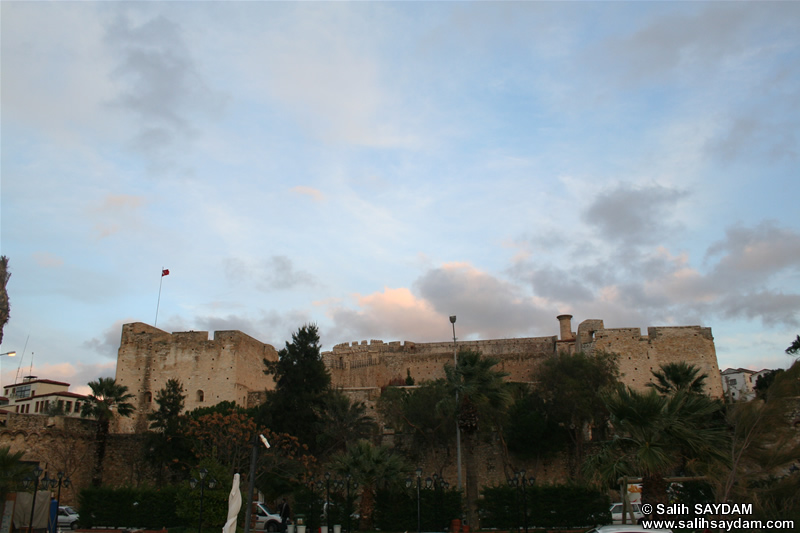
[2,1,799,397]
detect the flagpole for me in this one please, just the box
[155,268,164,327]
[155,267,168,327]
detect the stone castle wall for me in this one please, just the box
[322,316,724,399]
[114,322,279,433]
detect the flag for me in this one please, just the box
[162,269,170,276]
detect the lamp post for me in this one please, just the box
[244,433,270,533]
[344,474,358,533]
[514,471,533,533]
[432,474,447,532]
[449,316,463,492]
[46,472,71,519]
[405,467,423,533]
[22,465,43,533]
[324,472,332,533]
[190,468,217,533]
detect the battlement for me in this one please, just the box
[115,322,278,433]
[322,316,723,398]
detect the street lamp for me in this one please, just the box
[244,433,270,533]
[449,316,463,492]
[190,468,217,533]
[46,472,71,519]
[21,465,43,533]
[513,471,533,533]
[344,473,358,533]
[405,467,423,533]
[324,472,332,533]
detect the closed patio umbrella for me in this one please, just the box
[223,474,242,533]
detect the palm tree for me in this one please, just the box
[0,446,28,501]
[444,349,512,528]
[0,255,10,345]
[317,389,378,459]
[81,377,135,486]
[647,361,708,395]
[329,439,409,530]
[786,335,800,355]
[584,385,726,507]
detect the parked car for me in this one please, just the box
[609,503,644,524]
[253,502,284,532]
[585,526,672,533]
[58,506,80,530]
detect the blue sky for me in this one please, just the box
[2,1,799,395]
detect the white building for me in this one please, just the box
[720,368,772,401]
[1,376,87,419]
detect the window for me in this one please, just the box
[15,385,31,399]
[729,379,738,386]
[197,390,204,402]
[145,391,152,403]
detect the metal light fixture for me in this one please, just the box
[449,316,463,491]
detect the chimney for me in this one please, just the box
[557,314,574,341]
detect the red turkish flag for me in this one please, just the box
[162,269,170,276]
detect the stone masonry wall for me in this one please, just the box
[323,318,723,398]
[115,322,279,433]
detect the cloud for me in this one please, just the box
[581,182,689,246]
[706,221,800,281]
[291,186,325,203]
[104,11,225,172]
[33,360,118,396]
[328,263,556,344]
[32,252,64,268]
[225,256,317,292]
[89,194,146,238]
[83,319,131,357]
[328,287,446,343]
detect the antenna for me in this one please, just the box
[15,335,30,384]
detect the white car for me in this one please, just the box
[609,503,644,524]
[586,526,672,533]
[57,506,79,530]
[253,502,284,532]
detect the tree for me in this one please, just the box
[647,361,708,395]
[534,351,620,476]
[584,386,726,507]
[260,324,331,451]
[81,377,135,486]
[328,439,410,530]
[377,380,455,468]
[0,256,10,345]
[753,369,784,400]
[711,360,800,520]
[146,379,191,484]
[316,389,377,459]
[504,386,569,459]
[0,446,27,502]
[785,335,800,355]
[187,411,315,496]
[445,349,512,528]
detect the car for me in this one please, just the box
[585,526,672,533]
[253,502,284,532]
[609,503,644,524]
[57,506,80,530]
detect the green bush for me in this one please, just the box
[374,486,462,532]
[478,483,610,529]
[78,486,182,529]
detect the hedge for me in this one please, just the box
[477,483,611,529]
[78,486,183,529]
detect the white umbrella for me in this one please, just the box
[223,473,242,533]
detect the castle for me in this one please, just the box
[114,315,723,433]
